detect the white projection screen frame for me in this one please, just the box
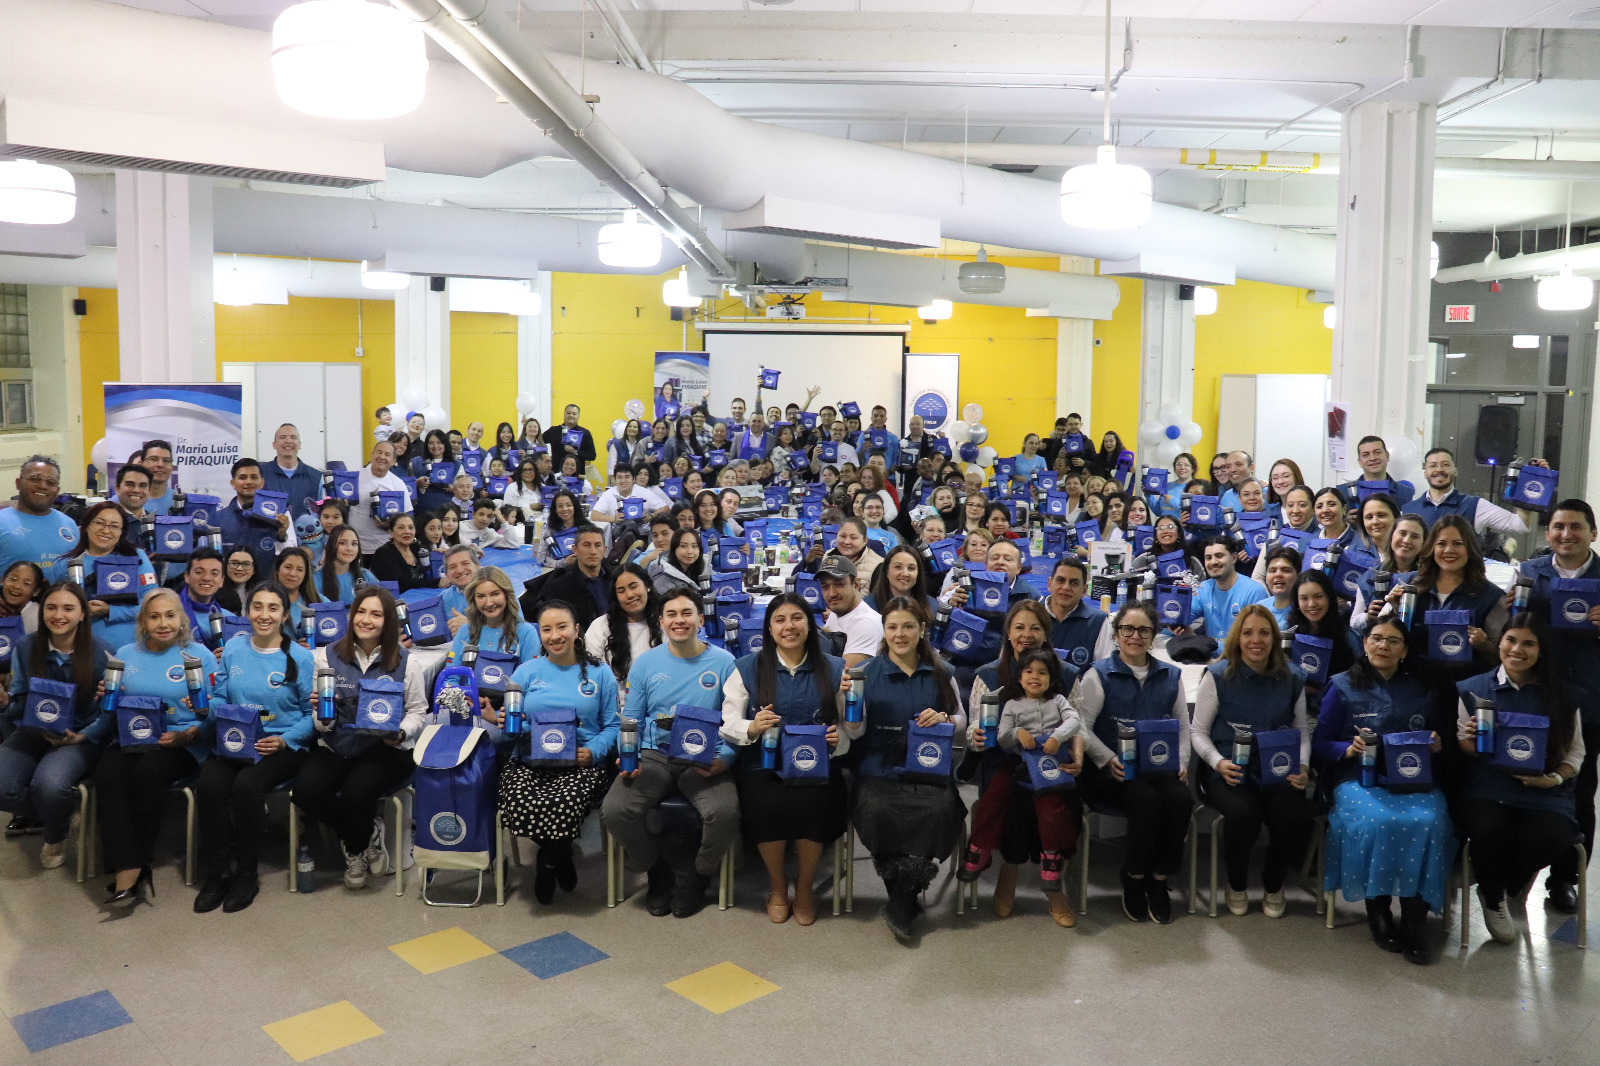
[700,330,907,427]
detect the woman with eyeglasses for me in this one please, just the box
[1071,601,1192,924]
[49,501,158,650]
[1313,615,1450,964]
[216,549,257,616]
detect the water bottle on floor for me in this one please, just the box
[296,844,317,893]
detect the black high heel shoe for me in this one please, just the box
[1365,896,1402,953]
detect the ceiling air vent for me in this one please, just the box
[5,146,374,189]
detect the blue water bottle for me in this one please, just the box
[618,717,640,774]
[296,844,317,893]
[1359,728,1380,788]
[844,665,865,725]
[761,725,780,770]
[100,656,124,713]
[1472,694,1495,756]
[978,691,1000,748]
[503,682,525,738]
[1232,724,1253,770]
[182,653,209,716]
[1118,723,1139,781]
[315,667,337,725]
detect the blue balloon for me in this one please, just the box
[1165,425,1181,440]
[960,443,979,462]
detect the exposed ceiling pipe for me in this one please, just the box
[590,0,656,74]
[1435,242,1600,284]
[405,0,734,280]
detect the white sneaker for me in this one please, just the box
[1226,889,1249,916]
[39,841,64,869]
[1479,889,1516,944]
[343,848,369,890]
[362,818,391,877]
[1263,890,1287,919]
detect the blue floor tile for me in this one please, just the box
[10,990,133,1054]
[501,931,609,979]
[1548,916,1596,946]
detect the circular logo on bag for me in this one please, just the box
[1038,756,1061,780]
[1343,573,1359,594]
[163,529,185,550]
[1161,599,1180,620]
[127,715,154,740]
[33,698,61,724]
[223,727,246,753]
[792,745,819,772]
[0,634,13,657]
[802,587,820,605]
[1298,653,1321,674]
[540,728,566,754]
[166,665,185,683]
[698,671,719,690]
[1148,740,1171,766]
[429,812,466,846]
[1396,752,1423,779]
[482,665,504,685]
[1563,597,1589,624]
[365,698,393,724]
[1270,751,1293,777]
[193,508,211,524]
[949,629,972,651]
[1409,714,1426,730]
[911,390,951,431]
[916,741,943,768]
[1525,479,1546,500]
[417,614,437,635]
[681,728,709,756]
[579,679,598,698]
[1439,631,1465,656]
[1308,551,1325,569]
[261,500,279,516]
[981,588,1001,608]
[1506,734,1535,762]
[267,671,285,689]
[105,570,130,592]
[318,617,339,637]
[748,634,765,651]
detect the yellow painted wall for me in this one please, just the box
[1091,276,1144,447]
[449,311,518,432]
[78,288,120,456]
[550,272,686,431]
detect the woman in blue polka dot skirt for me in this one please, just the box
[1313,617,1452,965]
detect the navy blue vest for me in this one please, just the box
[1321,669,1435,785]
[733,650,843,774]
[857,655,947,779]
[1205,661,1303,752]
[1049,601,1107,673]
[1521,553,1600,725]
[1402,489,1480,529]
[324,644,410,757]
[1456,669,1576,817]
[1089,654,1183,753]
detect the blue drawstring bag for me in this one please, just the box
[1550,578,1600,631]
[820,525,839,551]
[969,569,1010,615]
[152,516,194,561]
[1238,515,1274,558]
[708,449,729,468]
[1155,583,1193,628]
[667,703,721,767]
[1492,710,1549,772]
[941,608,987,659]
[250,490,289,524]
[787,451,809,472]
[867,428,888,453]
[1038,471,1059,492]
[717,537,749,572]
[902,720,954,782]
[1132,524,1155,556]
[793,572,824,612]
[398,475,419,502]
[995,457,1016,483]
[309,600,348,646]
[760,367,781,389]
[1425,609,1473,663]
[1188,496,1221,529]
[663,477,684,501]
[1135,718,1181,776]
[709,571,744,603]
[486,476,510,496]
[1042,526,1071,558]
[374,490,407,519]
[1355,480,1393,502]
[472,648,518,696]
[1043,492,1070,518]
[213,702,262,763]
[1075,519,1101,546]
[1381,730,1434,792]
[1332,546,1378,600]
[743,519,767,549]
[354,677,406,734]
[1063,434,1086,456]
[405,593,451,647]
[460,451,483,476]
[117,695,165,750]
[1290,633,1334,687]
[1504,465,1559,511]
[928,437,951,458]
[1142,468,1169,495]
[1018,746,1075,793]
[220,615,253,645]
[0,615,21,670]
[183,494,221,525]
[840,401,861,420]
[1300,538,1338,572]
[1276,528,1311,557]
[330,469,361,502]
[779,724,830,785]
[1155,550,1189,579]
[1255,727,1301,789]
[929,538,963,572]
[525,708,578,766]
[820,442,840,464]
[800,500,822,522]
[798,411,818,430]
[621,495,646,521]
[91,554,144,604]
[21,678,75,735]
[763,486,787,511]
[427,551,445,581]
[548,528,577,560]
[561,428,583,452]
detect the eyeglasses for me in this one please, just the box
[21,474,59,486]
[1117,625,1156,639]
[87,520,123,533]
[1365,635,1405,648]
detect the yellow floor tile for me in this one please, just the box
[388,926,498,975]
[262,1001,383,1063]
[665,962,780,1015]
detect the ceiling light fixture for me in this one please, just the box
[1511,334,1540,348]
[0,159,76,225]
[916,299,953,321]
[448,277,542,316]
[1537,269,1595,312]
[1430,240,1439,280]
[1323,305,1336,329]
[598,209,663,268]
[271,0,428,120]
[360,261,411,291]
[663,269,701,308]
[957,247,1006,295]
[1192,286,1218,316]
[1060,0,1151,230]
[1445,351,1467,359]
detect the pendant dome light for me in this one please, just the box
[1060,0,1151,230]
[663,269,701,308]
[1537,269,1595,312]
[1192,286,1218,316]
[598,210,663,268]
[0,159,76,225]
[958,247,1006,295]
[272,0,428,120]
[916,299,953,321]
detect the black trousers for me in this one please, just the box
[1463,797,1577,906]
[196,747,310,874]
[1080,769,1192,877]
[292,743,414,854]
[1199,765,1313,892]
[94,745,200,874]
[1551,722,1600,886]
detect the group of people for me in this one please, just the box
[0,387,1591,963]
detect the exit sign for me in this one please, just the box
[1444,304,1476,323]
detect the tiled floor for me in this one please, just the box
[0,800,1597,1066]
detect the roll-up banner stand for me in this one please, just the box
[903,353,960,435]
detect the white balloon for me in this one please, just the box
[962,403,984,424]
[421,405,449,432]
[611,419,627,440]
[1387,435,1423,485]
[402,387,428,413]
[1138,418,1165,445]
[623,399,646,421]
[515,392,537,417]
[1177,421,1204,448]
[1158,402,1185,427]
[1151,440,1183,468]
[90,437,112,470]
[964,462,985,477]
[967,423,989,447]
[976,446,998,467]
[951,420,971,445]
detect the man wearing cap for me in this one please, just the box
[818,556,882,669]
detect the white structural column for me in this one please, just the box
[1330,100,1436,474]
[518,271,553,426]
[1055,255,1096,425]
[395,276,450,413]
[115,172,215,382]
[1138,281,1196,427]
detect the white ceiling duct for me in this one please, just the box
[1435,242,1600,284]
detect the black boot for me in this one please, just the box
[645,858,675,917]
[1399,895,1431,965]
[546,839,578,892]
[1365,896,1402,952]
[533,849,558,906]
[193,868,233,913]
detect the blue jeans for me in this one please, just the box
[0,732,100,844]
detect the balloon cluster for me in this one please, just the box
[949,403,997,473]
[613,399,647,439]
[1137,403,1204,468]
